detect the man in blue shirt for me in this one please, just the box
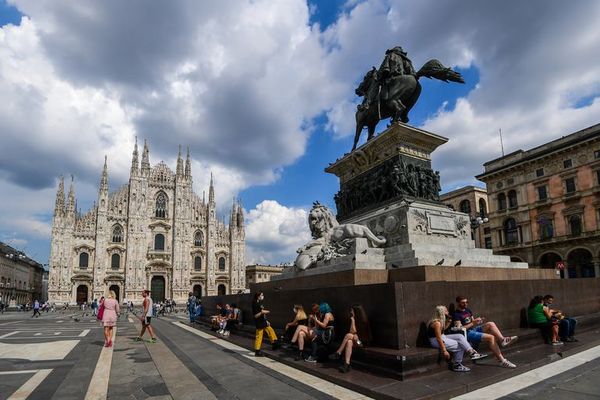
[452,296,517,368]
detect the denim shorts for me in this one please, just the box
[467,326,484,343]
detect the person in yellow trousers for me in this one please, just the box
[252,292,280,356]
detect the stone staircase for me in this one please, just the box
[384,243,529,269]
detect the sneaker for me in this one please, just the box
[133,337,143,342]
[255,350,264,357]
[150,337,157,343]
[451,363,471,372]
[501,336,518,347]
[552,341,564,346]
[469,351,488,361]
[304,356,317,363]
[569,336,579,342]
[223,331,230,337]
[218,329,224,335]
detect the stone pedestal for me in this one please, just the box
[324,123,528,270]
[327,123,447,221]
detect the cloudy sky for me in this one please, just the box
[1,0,600,265]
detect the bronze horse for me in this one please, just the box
[353,59,464,151]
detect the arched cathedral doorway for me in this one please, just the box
[151,276,166,302]
[76,285,88,304]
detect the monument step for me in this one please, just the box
[384,243,504,258]
[386,258,528,269]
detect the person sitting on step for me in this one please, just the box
[330,304,371,373]
[428,305,487,372]
[543,294,577,342]
[528,295,562,345]
[452,296,517,368]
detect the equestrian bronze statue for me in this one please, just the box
[352,46,464,151]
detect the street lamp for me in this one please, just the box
[470,215,489,242]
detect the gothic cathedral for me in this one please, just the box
[48,141,245,304]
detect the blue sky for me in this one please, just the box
[1,0,600,265]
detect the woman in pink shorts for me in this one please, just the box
[102,290,120,347]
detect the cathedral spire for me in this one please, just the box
[230,197,237,228]
[209,173,215,205]
[100,155,109,193]
[185,146,191,178]
[141,139,150,174]
[131,136,139,175]
[54,175,65,215]
[176,145,183,176]
[236,198,244,229]
[66,175,75,213]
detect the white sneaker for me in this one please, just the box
[500,359,516,368]
[501,336,518,347]
[469,351,488,360]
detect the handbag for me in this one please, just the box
[321,326,335,344]
[97,304,105,321]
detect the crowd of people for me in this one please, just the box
[199,291,579,374]
[427,293,578,372]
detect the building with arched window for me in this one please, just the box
[477,123,600,278]
[49,143,246,304]
[0,242,45,306]
[440,186,492,249]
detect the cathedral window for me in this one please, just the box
[154,234,165,251]
[194,256,202,271]
[111,254,120,270]
[79,252,89,269]
[194,231,203,247]
[112,225,123,243]
[218,257,226,271]
[155,192,167,218]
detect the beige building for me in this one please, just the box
[477,123,600,278]
[245,264,284,288]
[440,186,491,249]
[49,142,245,305]
[0,242,44,306]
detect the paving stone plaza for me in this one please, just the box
[1,308,599,399]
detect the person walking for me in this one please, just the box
[91,299,98,316]
[187,292,197,324]
[252,292,280,357]
[135,290,157,343]
[102,291,120,347]
[32,299,41,318]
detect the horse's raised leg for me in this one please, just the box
[352,122,362,151]
[367,124,376,141]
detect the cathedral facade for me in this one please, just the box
[48,141,245,305]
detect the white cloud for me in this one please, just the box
[245,200,310,264]
[3,0,600,264]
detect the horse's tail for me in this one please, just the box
[416,59,464,84]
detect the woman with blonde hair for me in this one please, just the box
[102,290,120,347]
[283,304,308,343]
[428,305,486,372]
